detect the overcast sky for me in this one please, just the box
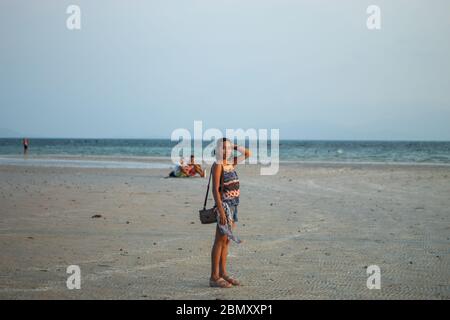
[1,0,449,140]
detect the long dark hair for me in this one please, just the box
[213,137,231,157]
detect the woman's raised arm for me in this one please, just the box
[233,144,252,166]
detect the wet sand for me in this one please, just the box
[0,161,449,299]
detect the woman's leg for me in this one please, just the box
[219,220,233,277]
[219,237,230,277]
[211,226,227,280]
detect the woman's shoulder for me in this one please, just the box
[212,162,223,173]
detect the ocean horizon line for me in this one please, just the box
[2,139,449,165]
[1,137,450,142]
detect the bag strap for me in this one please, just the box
[202,163,224,210]
[203,166,213,210]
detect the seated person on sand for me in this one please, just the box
[168,156,205,178]
[168,158,191,177]
[186,155,205,177]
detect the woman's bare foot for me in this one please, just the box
[221,274,241,286]
[209,277,232,288]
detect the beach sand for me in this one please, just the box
[0,161,449,299]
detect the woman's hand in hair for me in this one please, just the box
[233,144,252,165]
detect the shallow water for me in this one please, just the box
[1,139,450,164]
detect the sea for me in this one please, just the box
[0,138,449,169]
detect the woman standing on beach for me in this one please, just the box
[210,138,251,288]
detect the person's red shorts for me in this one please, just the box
[188,166,196,176]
